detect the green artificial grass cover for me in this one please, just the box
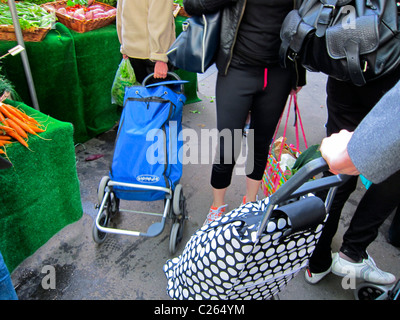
[0,100,83,271]
[0,23,121,143]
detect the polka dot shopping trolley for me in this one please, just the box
[164,157,349,300]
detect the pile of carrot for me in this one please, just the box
[0,102,46,155]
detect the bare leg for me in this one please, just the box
[245,177,261,202]
[212,187,227,208]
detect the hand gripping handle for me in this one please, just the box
[256,157,350,238]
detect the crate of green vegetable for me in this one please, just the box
[0,2,55,42]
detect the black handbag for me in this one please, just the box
[167,11,221,73]
[280,0,400,86]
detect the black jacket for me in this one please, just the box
[183,0,306,88]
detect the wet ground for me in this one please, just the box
[10,69,400,301]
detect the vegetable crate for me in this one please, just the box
[0,1,54,42]
[0,25,51,42]
[42,1,116,33]
[173,3,190,17]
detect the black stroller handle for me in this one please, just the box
[257,157,350,239]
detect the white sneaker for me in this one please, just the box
[331,252,396,285]
[304,267,331,284]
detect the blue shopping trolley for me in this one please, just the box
[92,73,188,254]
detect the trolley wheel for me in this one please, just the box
[173,184,185,216]
[97,176,110,205]
[92,211,109,244]
[169,206,187,255]
[169,222,180,255]
[164,197,174,219]
[107,191,120,218]
[354,282,388,300]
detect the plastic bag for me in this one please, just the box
[111,58,137,106]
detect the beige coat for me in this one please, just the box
[116,0,176,62]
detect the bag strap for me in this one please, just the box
[293,94,308,150]
[316,0,339,37]
[279,10,314,68]
[271,94,308,161]
[344,39,367,86]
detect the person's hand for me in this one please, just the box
[154,61,168,79]
[320,129,360,176]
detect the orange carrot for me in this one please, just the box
[6,119,28,139]
[7,114,36,135]
[0,111,8,126]
[0,103,25,122]
[0,105,32,135]
[27,123,46,133]
[1,104,46,134]
[16,119,49,140]
[0,140,11,146]
[0,136,12,140]
[0,126,28,148]
[1,103,39,125]
[0,103,48,147]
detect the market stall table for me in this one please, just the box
[0,20,199,144]
[0,100,83,272]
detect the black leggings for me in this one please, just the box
[309,69,400,273]
[211,61,293,189]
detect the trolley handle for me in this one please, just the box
[142,72,188,94]
[270,157,328,204]
[256,157,350,239]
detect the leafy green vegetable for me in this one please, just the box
[0,2,56,30]
[19,0,54,4]
[111,59,138,106]
[0,65,19,102]
[66,0,88,6]
[85,0,117,6]
[291,144,321,174]
[0,66,13,94]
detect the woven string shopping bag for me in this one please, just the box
[262,94,308,197]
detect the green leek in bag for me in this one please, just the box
[111,58,138,106]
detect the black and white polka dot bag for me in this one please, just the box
[163,158,347,300]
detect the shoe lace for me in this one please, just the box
[363,256,388,278]
[207,204,227,220]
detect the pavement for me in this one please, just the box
[10,68,400,301]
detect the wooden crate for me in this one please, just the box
[42,1,116,33]
[0,24,50,42]
[173,4,190,17]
